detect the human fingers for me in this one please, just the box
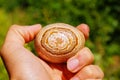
[3,24,41,45]
[1,24,41,58]
[0,24,51,79]
[1,24,41,65]
[77,24,90,40]
[67,47,94,73]
[70,65,104,80]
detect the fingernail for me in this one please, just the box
[82,24,89,33]
[67,58,79,71]
[70,77,79,80]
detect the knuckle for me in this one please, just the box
[95,65,104,78]
[9,25,23,33]
[11,24,19,28]
[85,65,104,79]
[84,47,94,63]
[85,65,95,77]
[9,24,19,31]
[76,65,104,79]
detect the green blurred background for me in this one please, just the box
[0,0,120,80]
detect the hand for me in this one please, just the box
[0,24,104,80]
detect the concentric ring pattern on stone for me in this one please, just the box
[41,28,77,55]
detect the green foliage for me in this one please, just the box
[0,9,11,46]
[0,0,120,80]
[0,58,9,80]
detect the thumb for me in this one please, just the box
[0,24,52,80]
[4,24,41,45]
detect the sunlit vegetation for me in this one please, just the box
[0,0,120,80]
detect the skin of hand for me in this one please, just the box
[0,24,104,80]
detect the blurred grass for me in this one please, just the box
[0,9,10,46]
[0,9,10,80]
[0,0,120,80]
[0,58,9,80]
